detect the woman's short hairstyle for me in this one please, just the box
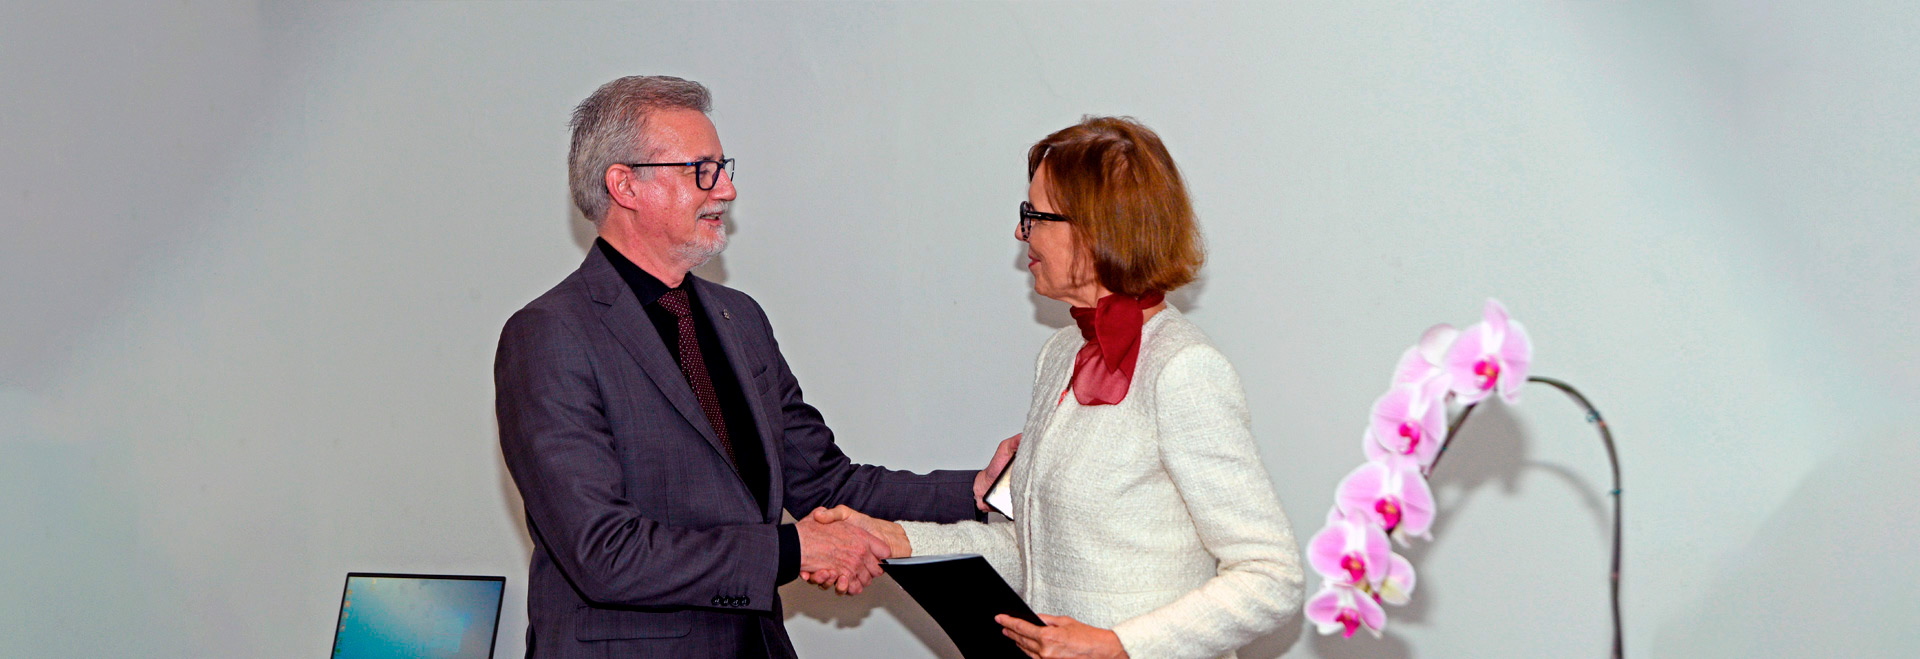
[1027,116,1204,297]
[568,75,711,225]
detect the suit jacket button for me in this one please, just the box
[711,596,723,606]
[740,596,750,605]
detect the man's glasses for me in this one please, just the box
[1018,201,1071,241]
[626,158,736,191]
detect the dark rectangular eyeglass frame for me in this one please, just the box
[1019,201,1071,240]
[625,158,735,190]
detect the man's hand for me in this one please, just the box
[794,509,891,595]
[974,433,1021,512]
[997,613,1128,659]
[810,505,911,558]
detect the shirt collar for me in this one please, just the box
[596,237,679,306]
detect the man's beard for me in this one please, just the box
[674,202,730,267]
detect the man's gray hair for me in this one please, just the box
[568,75,712,225]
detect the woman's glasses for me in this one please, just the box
[1018,201,1071,241]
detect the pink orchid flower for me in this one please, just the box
[1364,428,1392,463]
[1306,582,1387,638]
[1376,553,1418,606]
[1308,507,1392,586]
[1392,323,1460,389]
[1445,299,1532,405]
[1335,455,1436,544]
[1369,375,1451,467]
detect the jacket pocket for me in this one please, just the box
[574,607,691,640]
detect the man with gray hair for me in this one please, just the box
[495,75,1007,657]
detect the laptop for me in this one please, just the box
[331,572,506,659]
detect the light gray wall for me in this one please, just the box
[3,2,1914,657]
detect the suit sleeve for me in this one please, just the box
[496,307,782,611]
[1110,344,1306,659]
[741,302,980,523]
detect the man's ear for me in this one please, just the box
[604,164,642,212]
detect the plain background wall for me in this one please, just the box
[3,2,1915,657]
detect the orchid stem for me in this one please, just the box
[1426,402,1479,475]
[1424,376,1623,659]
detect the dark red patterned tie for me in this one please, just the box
[657,289,736,467]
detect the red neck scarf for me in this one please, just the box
[1065,291,1165,406]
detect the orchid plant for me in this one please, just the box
[1302,299,1623,658]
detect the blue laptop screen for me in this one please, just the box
[332,574,504,659]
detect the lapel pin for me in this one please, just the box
[722,310,732,320]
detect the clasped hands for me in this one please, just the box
[794,505,908,595]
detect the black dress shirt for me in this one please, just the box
[598,239,802,588]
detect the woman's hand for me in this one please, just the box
[996,613,1128,659]
[798,506,910,589]
[793,506,891,595]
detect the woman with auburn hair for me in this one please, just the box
[818,116,1304,659]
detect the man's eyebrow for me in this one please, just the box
[645,151,721,163]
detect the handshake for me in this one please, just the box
[794,433,1020,595]
[794,505,906,595]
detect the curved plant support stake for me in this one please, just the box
[1427,376,1623,659]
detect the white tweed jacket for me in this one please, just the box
[900,308,1304,659]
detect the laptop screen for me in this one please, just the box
[331,573,505,659]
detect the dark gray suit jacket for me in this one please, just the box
[496,245,977,658]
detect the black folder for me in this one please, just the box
[881,554,1044,659]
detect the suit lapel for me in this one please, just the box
[581,248,740,478]
[692,276,783,521]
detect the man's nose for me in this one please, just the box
[710,168,738,201]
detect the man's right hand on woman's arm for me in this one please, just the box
[975,434,1021,512]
